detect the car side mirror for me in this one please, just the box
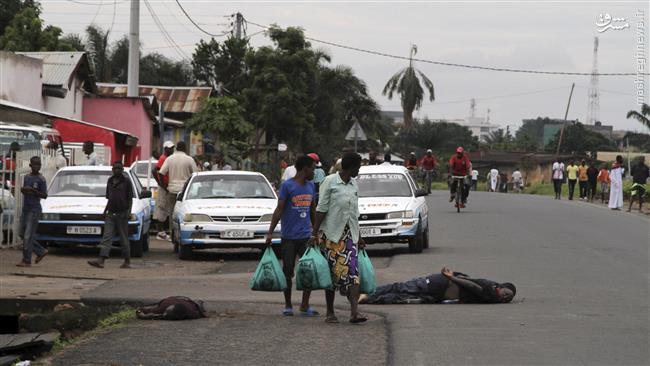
[177,192,183,201]
[140,190,152,198]
[415,188,428,197]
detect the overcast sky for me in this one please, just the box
[41,0,649,133]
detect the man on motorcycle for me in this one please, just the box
[448,146,472,208]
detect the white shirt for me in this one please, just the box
[552,162,565,180]
[159,151,198,193]
[86,152,103,166]
[282,165,297,182]
[212,163,232,171]
[512,171,522,181]
[489,169,499,179]
[471,170,479,180]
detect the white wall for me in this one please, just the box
[43,76,84,120]
[0,52,44,111]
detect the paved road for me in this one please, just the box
[375,191,649,365]
[51,190,649,365]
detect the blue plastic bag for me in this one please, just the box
[296,247,333,291]
[358,249,376,294]
[250,247,287,291]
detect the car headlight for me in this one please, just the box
[42,213,60,220]
[259,214,273,222]
[183,213,212,222]
[386,211,414,219]
[129,214,137,221]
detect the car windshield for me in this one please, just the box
[49,171,113,197]
[357,173,412,197]
[186,175,275,200]
[132,161,156,178]
[0,128,42,153]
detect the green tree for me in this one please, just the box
[84,25,112,81]
[0,0,32,38]
[545,122,616,155]
[140,52,194,86]
[0,3,70,51]
[192,37,250,94]
[185,96,254,157]
[396,119,478,154]
[622,132,650,152]
[626,103,650,129]
[59,33,85,51]
[382,45,435,129]
[484,128,514,151]
[109,35,129,83]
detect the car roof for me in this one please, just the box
[359,165,409,174]
[191,170,266,178]
[57,165,130,172]
[132,159,157,165]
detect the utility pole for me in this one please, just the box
[234,12,245,40]
[127,0,140,97]
[556,83,576,156]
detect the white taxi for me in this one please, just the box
[171,171,280,259]
[130,159,158,214]
[37,166,153,257]
[357,164,429,253]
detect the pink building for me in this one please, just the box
[82,95,157,161]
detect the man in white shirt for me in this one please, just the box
[551,160,565,200]
[83,141,103,166]
[281,165,297,182]
[512,168,523,193]
[470,169,479,191]
[159,141,198,195]
[488,167,499,192]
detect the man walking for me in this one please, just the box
[566,160,579,200]
[470,168,479,191]
[488,166,499,192]
[586,162,599,202]
[159,141,198,234]
[83,141,103,166]
[512,168,523,193]
[578,160,589,200]
[153,141,174,240]
[597,164,610,204]
[608,156,624,210]
[628,156,649,212]
[16,157,48,267]
[266,155,318,316]
[552,160,565,199]
[88,161,134,269]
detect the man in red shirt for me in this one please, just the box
[153,141,175,240]
[421,149,438,194]
[448,146,472,208]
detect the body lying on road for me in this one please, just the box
[360,267,516,304]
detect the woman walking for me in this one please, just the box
[312,152,367,324]
[608,155,624,210]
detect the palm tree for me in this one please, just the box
[383,45,435,129]
[85,25,111,82]
[626,103,650,129]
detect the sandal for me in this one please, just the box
[349,313,368,324]
[282,308,294,316]
[299,307,320,317]
[325,315,339,323]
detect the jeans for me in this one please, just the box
[553,179,563,199]
[367,277,432,304]
[21,209,46,263]
[568,179,577,200]
[471,180,477,191]
[99,211,130,259]
[579,181,588,199]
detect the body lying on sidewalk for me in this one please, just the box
[359,267,516,304]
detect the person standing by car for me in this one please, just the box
[16,156,48,267]
[313,152,367,324]
[421,149,437,194]
[153,141,175,240]
[159,141,198,236]
[83,141,103,166]
[266,155,318,317]
[566,160,579,200]
[448,147,472,208]
[88,161,134,269]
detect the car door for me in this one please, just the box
[129,171,151,232]
[405,173,427,218]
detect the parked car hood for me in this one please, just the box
[358,196,412,213]
[41,196,136,214]
[182,198,277,216]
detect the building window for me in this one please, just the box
[480,127,490,132]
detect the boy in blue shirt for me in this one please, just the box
[266,155,318,316]
[16,156,48,267]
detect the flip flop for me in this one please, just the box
[325,315,339,323]
[299,307,320,317]
[282,308,294,316]
[349,314,368,324]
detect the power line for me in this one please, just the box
[245,19,646,77]
[107,0,117,35]
[89,0,103,25]
[174,0,231,37]
[143,0,190,61]
[65,0,127,5]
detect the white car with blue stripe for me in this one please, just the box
[37,166,152,257]
[171,171,281,260]
[357,164,429,253]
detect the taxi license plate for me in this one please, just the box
[360,227,381,237]
[67,226,101,235]
[222,230,254,239]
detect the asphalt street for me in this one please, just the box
[376,191,649,365]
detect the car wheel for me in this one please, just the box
[422,224,430,249]
[142,234,150,252]
[178,245,192,260]
[130,239,144,258]
[408,221,424,253]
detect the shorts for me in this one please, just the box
[154,188,176,222]
[281,238,310,280]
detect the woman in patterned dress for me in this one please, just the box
[312,152,367,324]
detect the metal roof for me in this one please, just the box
[15,52,87,88]
[96,83,212,114]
